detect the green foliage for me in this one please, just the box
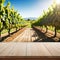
[0,20,3,30]
[32,2,60,37]
[0,0,5,4]
[0,0,26,37]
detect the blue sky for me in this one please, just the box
[5,0,53,18]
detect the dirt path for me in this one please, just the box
[3,27,60,42]
[3,27,26,42]
[33,27,60,42]
[12,28,38,42]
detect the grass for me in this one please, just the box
[39,26,60,33]
[57,30,60,33]
[27,24,32,28]
[1,29,8,34]
[26,21,32,28]
[2,26,60,34]
[1,28,16,34]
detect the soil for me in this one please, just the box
[3,27,26,42]
[33,26,60,42]
[2,26,60,42]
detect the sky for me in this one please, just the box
[4,0,53,18]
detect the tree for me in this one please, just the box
[0,0,5,40]
[0,0,26,40]
[5,2,11,36]
[33,1,60,37]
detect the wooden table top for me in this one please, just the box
[0,42,60,57]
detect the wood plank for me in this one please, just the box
[44,43,60,56]
[0,43,60,56]
[0,43,13,56]
[0,43,15,56]
[0,43,27,56]
[8,43,27,56]
[27,43,51,56]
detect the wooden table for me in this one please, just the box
[0,42,60,60]
[0,42,60,56]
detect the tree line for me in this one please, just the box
[32,1,60,37]
[0,0,26,40]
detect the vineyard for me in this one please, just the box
[32,1,60,41]
[0,0,27,41]
[0,0,60,42]
[0,0,60,59]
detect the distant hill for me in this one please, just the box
[24,17,37,20]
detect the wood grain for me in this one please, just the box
[0,43,60,56]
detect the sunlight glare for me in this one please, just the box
[56,0,60,4]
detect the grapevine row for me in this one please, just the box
[32,1,60,37]
[0,0,26,39]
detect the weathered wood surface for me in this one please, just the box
[0,43,60,56]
